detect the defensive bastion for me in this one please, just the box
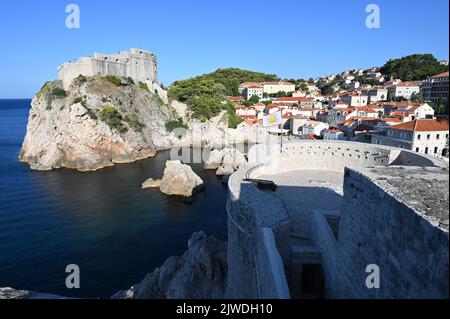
[226,140,449,299]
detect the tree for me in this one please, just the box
[320,84,335,96]
[168,68,280,120]
[380,54,448,81]
[411,92,424,103]
[248,95,259,104]
[432,98,449,116]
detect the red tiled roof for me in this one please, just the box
[227,96,245,101]
[390,119,449,132]
[431,71,449,78]
[274,97,314,102]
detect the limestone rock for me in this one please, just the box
[111,231,227,299]
[203,149,224,170]
[0,287,65,299]
[19,76,268,172]
[142,178,161,189]
[19,77,183,171]
[216,148,247,176]
[159,160,204,197]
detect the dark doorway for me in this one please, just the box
[300,264,325,299]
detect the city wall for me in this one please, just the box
[226,140,448,298]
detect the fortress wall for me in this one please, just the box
[58,49,158,90]
[58,58,94,90]
[248,141,446,176]
[333,168,449,298]
[311,210,341,298]
[226,167,291,298]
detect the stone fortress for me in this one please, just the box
[57,48,158,90]
[226,140,449,298]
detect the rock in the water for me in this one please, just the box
[111,231,227,299]
[0,287,65,299]
[142,178,162,189]
[203,149,224,170]
[216,148,246,176]
[159,160,204,197]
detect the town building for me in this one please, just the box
[242,86,263,100]
[239,81,295,95]
[301,121,329,136]
[365,87,388,103]
[272,97,315,108]
[340,94,368,107]
[387,82,420,100]
[262,82,295,95]
[371,119,449,157]
[235,106,257,119]
[323,128,345,140]
[420,71,449,103]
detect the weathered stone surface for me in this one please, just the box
[0,287,65,299]
[19,77,182,171]
[142,178,161,189]
[203,149,224,170]
[216,148,247,176]
[19,78,267,172]
[159,160,204,197]
[111,231,227,299]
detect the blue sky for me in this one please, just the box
[0,0,448,98]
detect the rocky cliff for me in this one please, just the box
[112,232,227,299]
[19,76,267,171]
[19,76,183,171]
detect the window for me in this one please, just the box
[415,147,420,152]
[434,147,438,154]
[417,134,421,140]
[437,134,440,140]
[425,147,429,154]
[427,134,431,140]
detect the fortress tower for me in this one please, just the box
[57,48,158,89]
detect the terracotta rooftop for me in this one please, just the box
[431,71,449,78]
[389,119,449,132]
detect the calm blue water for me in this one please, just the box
[0,99,228,298]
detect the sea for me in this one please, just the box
[0,99,229,298]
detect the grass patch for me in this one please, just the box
[225,104,244,128]
[99,106,128,133]
[165,119,187,132]
[105,75,123,86]
[51,88,67,98]
[139,82,150,92]
[75,74,88,83]
[87,109,98,120]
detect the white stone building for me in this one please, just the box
[242,86,263,100]
[301,121,329,136]
[340,94,368,107]
[262,82,295,95]
[365,87,388,103]
[387,82,420,100]
[58,48,158,90]
[323,128,345,140]
[239,81,295,96]
[371,119,449,157]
